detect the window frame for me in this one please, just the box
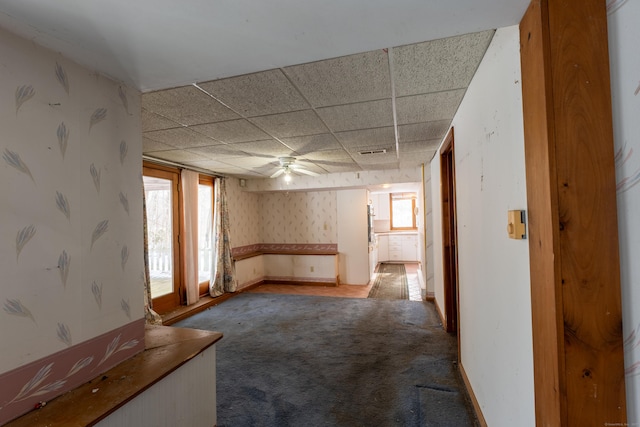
[143,162,182,314]
[389,192,417,231]
[198,175,214,297]
[143,161,215,309]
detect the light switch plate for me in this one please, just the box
[507,210,526,239]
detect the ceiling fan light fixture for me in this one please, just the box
[270,156,318,179]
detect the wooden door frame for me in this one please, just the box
[520,0,626,424]
[440,128,459,336]
[143,162,182,314]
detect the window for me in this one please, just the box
[390,193,417,230]
[143,161,215,312]
[143,164,181,314]
[198,176,213,295]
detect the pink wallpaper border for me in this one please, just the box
[0,319,145,425]
[264,276,337,283]
[232,243,338,257]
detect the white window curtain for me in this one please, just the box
[181,169,199,305]
[209,177,237,297]
[142,187,162,324]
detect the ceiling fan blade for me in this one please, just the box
[294,168,319,177]
[270,169,285,178]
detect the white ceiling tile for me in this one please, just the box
[147,149,210,163]
[221,156,275,168]
[141,109,181,132]
[190,119,271,143]
[300,148,353,161]
[143,137,175,152]
[321,163,362,173]
[393,31,494,96]
[185,160,260,177]
[142,85,239,125]
[280,134,343,155]
[283,50,390,107]
[290,161,326,174]
[231,140,293,158]
[398,121,450,143]
[250,110,328,138]
[399,140,443,153]
[334,127,396,149]
[144,127,219,149]
[399,149,438,166]
[187,144,248,159]
[316,99,393,132]
[199,69,310,117]
[358,163,399,171]
[396,90,465,124]
[354,150,398,164]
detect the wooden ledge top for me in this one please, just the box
[233,250,338,261]
[6,325,222,427]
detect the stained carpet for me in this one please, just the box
[368,262,409,300]
[174,293,477,426]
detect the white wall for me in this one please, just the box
[608,1,640,422]
[422,163,433,295]
[431,156,444,313]
[97,345,217,427]
[337,189,370,285]
[431,25,534,426]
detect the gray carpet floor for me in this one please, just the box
[174,293,477,426]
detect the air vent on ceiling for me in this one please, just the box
[358,148,387,155]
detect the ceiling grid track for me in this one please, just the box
[387,46,401,160]
[278,67,363,171]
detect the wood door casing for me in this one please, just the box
[520,0,626,424]
[440,128,459,336]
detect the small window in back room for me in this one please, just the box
[390,193,417,230]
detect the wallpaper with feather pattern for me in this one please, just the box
[0,27,144,377]
[259,191,337,244]
[608,0,640,421]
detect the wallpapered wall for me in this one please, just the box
[259,191,337,244]
[225,178,261,247]
[608,0,640,421]
[0,28,144,422]
[226,178,338,247]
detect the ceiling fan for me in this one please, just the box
[270,157,319,181]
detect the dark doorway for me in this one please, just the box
[440,128,459,335]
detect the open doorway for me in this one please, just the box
[440,128,459,335]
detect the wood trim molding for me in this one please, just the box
[459,362,487,427]
[520,0,626,424]
[434,299,446,328]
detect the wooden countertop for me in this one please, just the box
[374,231,418,236]
[6,325,222,427]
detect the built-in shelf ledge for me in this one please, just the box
[6,325,223,427]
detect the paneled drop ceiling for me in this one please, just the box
[142,31,494,178]
[0,0,530,179]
